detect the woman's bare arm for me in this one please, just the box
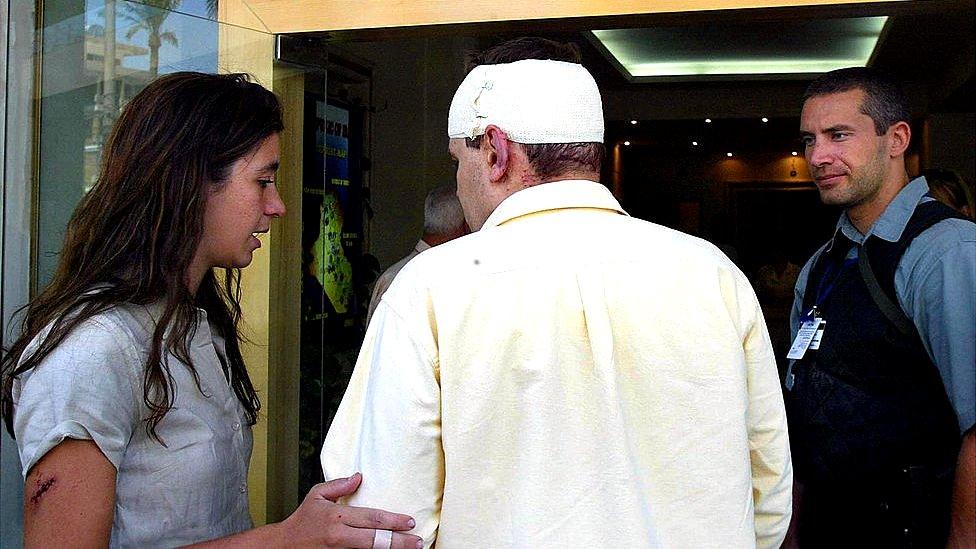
[23,438,116,548]
[23,440,420,548]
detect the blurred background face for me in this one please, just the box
[800,89,891,210]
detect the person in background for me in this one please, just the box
[0,72,420,549]
[786,67,975,547]
[365,185,468,325]
[755,249,802,372]
[923,167,975,220]
[323,37,791,548]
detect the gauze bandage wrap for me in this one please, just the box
[447,59,604,144]
[372,529,393,549]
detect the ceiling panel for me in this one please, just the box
[591,16,888,80]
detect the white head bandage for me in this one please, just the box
[447,59,604,144]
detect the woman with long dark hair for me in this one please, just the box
[1,72,419,548]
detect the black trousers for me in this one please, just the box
[795,467,954,548]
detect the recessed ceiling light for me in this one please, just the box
[705,118,712,124]
[692,141,699,146]
[591,17,888,80]
[624,141,631,146]
[791,151,798,156]
[630,119,638,125]
[761,117,769,123]
[726,152,733,157]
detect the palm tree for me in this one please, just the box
[121,0,182,77]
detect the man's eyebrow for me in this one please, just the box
[799,124,856,137]
[824,124,856,133]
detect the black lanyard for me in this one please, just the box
[813,253,858,309]
[788,248,857,391]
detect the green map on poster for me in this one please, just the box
[311,193,353,313]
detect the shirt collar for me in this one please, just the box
[481,179,629,230]
[830,176,930,250]
[131,300,210,346]
[415,240,431,254]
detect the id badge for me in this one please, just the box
[787,317,823,360]
[809,321,826,350]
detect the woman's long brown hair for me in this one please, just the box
[1,72,283,441]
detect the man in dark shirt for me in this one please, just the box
[785,67,975,547]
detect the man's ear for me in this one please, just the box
[888,121,911,158]
[483,125,510,182]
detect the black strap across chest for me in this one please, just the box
[813,198,967,335]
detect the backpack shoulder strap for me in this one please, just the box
[858,245,915,335]
[860,198,968,337]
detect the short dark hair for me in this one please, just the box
[465,36,581,70]
[465,37,604,180]
[803,67,910,135]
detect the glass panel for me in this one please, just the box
[296,61,374,497]
[0,6,19,546]
[127,0,220,21]
[34,0,269,288]
[125,0,272,32]
[299,93,369,495]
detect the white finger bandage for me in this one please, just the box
[447,59,604,144]
[372,528,393,549]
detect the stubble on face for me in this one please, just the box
[801,90,890,211]
[817,138,888,209]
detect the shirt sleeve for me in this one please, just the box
[12,316,143,476]
[364,272,389,327]
[898,220,976,432]
[321,279,444,546]
[740,277,793,548]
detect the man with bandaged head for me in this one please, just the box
[322,37,792,548]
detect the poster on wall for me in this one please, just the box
[313,103,355,320]
[301,100,363,328]
[299,95,365,494]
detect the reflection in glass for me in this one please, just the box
[37,0,229,286]
[120,1,181,78]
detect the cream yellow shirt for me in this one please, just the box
[322,180,792,548]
